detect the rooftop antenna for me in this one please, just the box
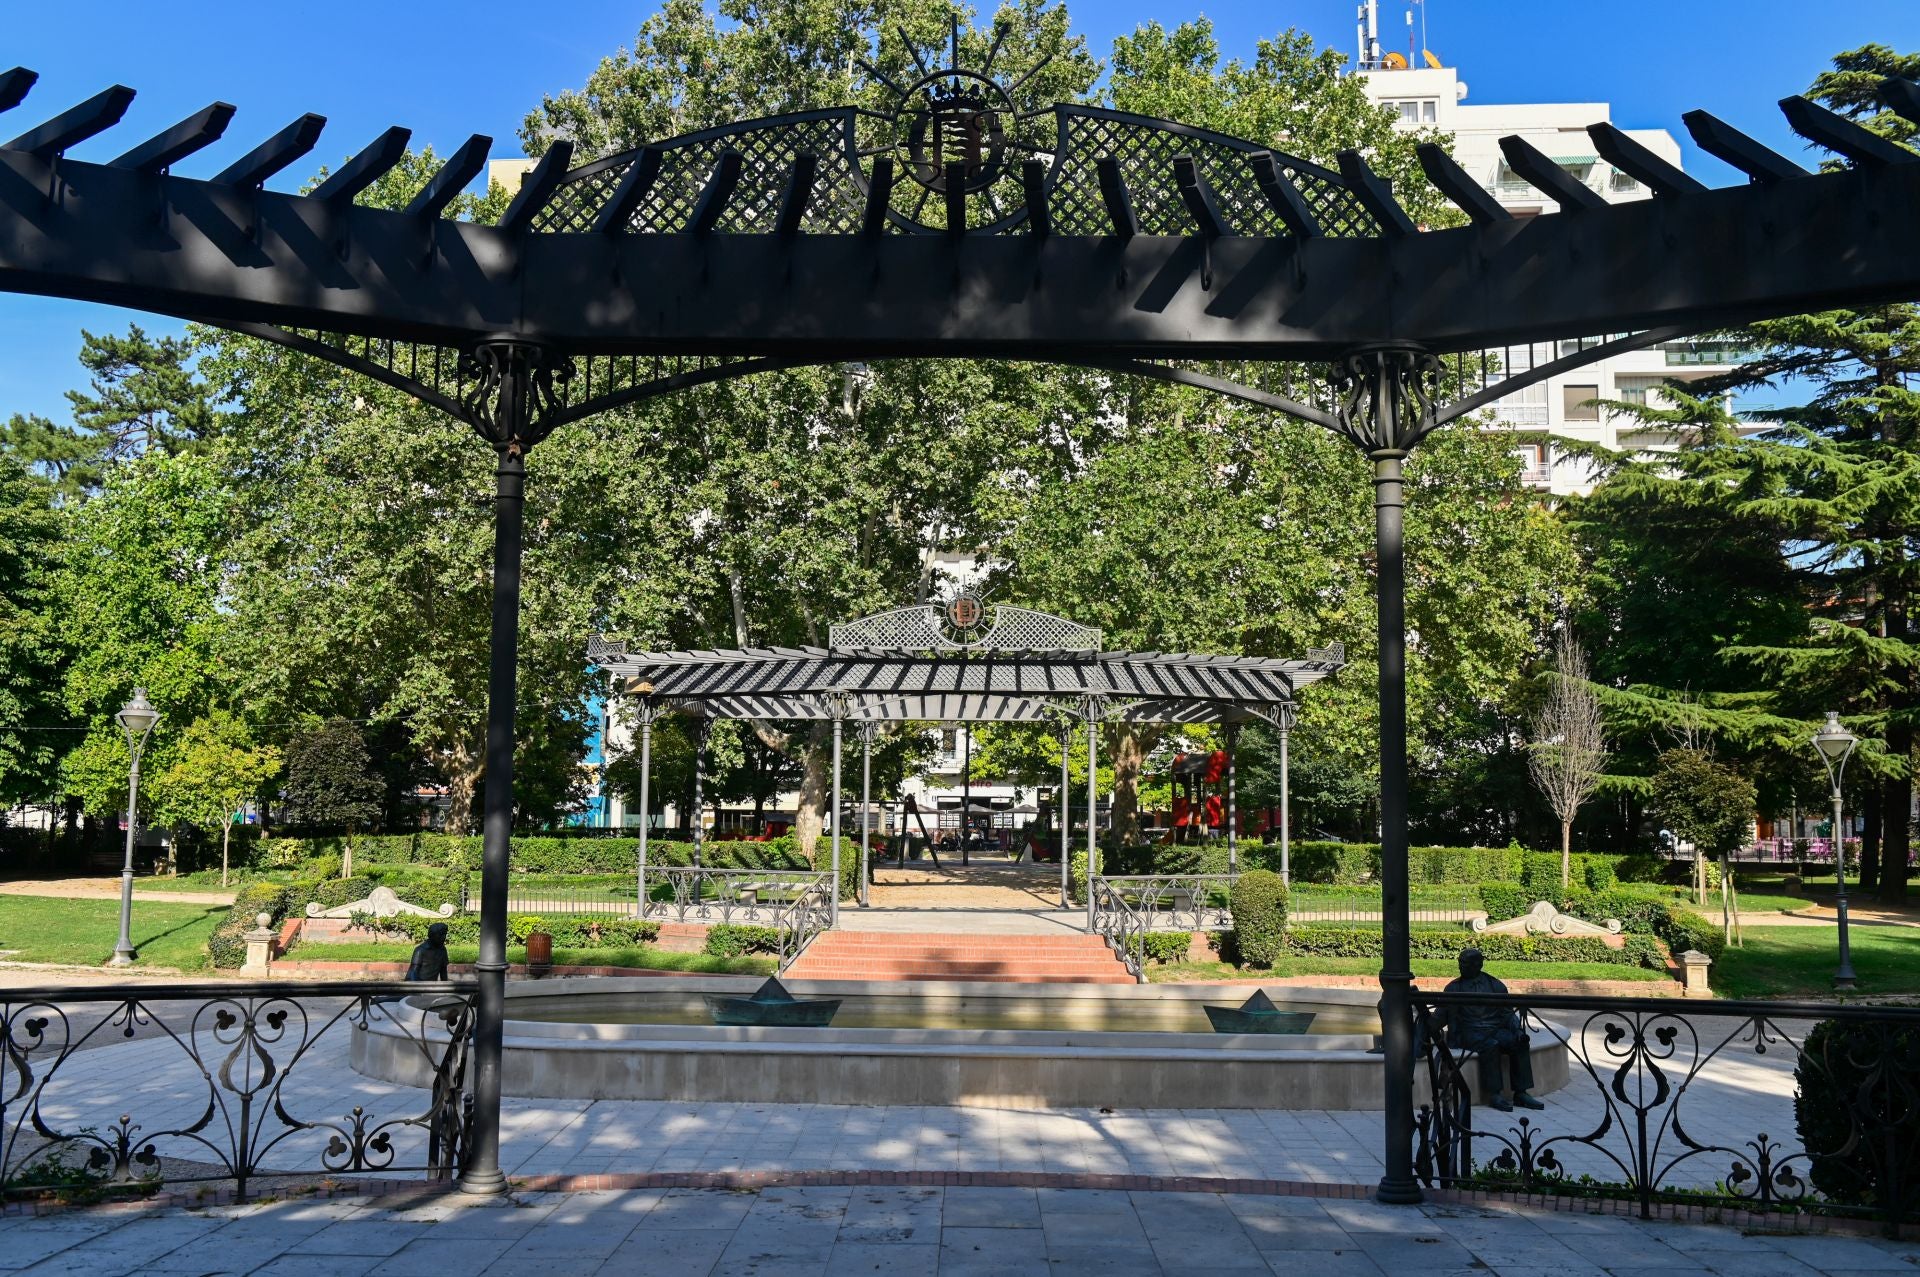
[1356,0,1381,69]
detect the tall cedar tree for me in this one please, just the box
[282,719,383,875]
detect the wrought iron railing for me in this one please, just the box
[641,867,829,926]
[502,884,636,916]
[774,880,834,973]
[1095,873,1236,933]
[1089,874,1151,983]
[2,981,476,1203]
[1412,991,1920,1234]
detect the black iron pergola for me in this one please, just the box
[5,51,1919,1204]
[588,602,1343,925]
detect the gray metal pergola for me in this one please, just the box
[589,602,1343,928]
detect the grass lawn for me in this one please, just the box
[1707,925,1920,1000]
[290,940,774,976]
[0,896,225,970]
[1147,957,1671,984]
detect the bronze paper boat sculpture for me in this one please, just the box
[705,977,841,1027]
[1203,989,1316,1035]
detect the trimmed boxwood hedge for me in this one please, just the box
[342,913,659,949]
[255,832,817,875]
[1229,870,1289,966]
[206,866,471,968]
[704,924,782,958]
[1284,925,1665,968]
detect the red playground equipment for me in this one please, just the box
[1166,749,1228,842]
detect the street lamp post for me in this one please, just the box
[109,688,161,967]
[1811,711,1858,991]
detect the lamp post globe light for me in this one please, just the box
[108,688,162,967]
[1811,710,1858,991]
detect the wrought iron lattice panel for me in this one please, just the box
[1050,109,1377,238]
[536,111,868,236]
[1,982,476,1202]
[829,603,1101,651]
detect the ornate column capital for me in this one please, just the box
[1327,345,1444,456]
[459,340,572,455]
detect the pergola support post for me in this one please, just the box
[692,716,709,899]
[1328,346,1438,1208]
[859,722,875,908]
[1226,722,1239,873]
[635,699,655,917]
[1277,702,1295,888]
[1059,716,1072,908]
[830,707,844,926]
[461,340,562,1197]
[1083,697,1100,934]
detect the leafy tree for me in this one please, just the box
[153,711,281,885]
[282,719,383,874]
[1528,632,1606,889]
[0,456,68,807]
[1647,748,1756,904]
[1,326,218,500]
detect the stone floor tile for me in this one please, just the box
[246,1257,384,1277]
[1763,1236,1920,1270]
[297,1221,434,1256]
[365,1237,520,1276]
[939,1186,1040,1228]
[1248,1249,1386,1276]
[591,1229,731,1275]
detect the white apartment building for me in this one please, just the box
[1357,46,1756,495]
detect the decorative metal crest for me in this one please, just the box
[829,603,1100,651]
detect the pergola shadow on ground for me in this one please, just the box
[5,49,1920,1205]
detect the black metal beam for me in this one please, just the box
[774,152,817,236]
[1413,143,1509,225]
[214,113,326,189]
[593,147,662,234]
[1780,95,1917,167]
[1249,151,1323,238]
[406,134,491,221]
[1336,150,1417,234]
[110,102,236,173]
[1883,78,1920,130]
[0,68,36,115]
[1096,155,1138,239]
[1586,122,1704,197]
[3,84,135,158]
[499,141,574,233]
[6,147,1920,359]
[311,126,412,205]
[944,162,967,237]
[1020,158,1050,238]
[1172,155,1228,238]
[687,148,743,236]
[1682,111,1804,183]
[861,156,894,239]
[1497,136,1608,211]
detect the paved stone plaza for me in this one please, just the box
[5,1182,1920,1276]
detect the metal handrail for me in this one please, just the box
[1089,874,1150,982]
[1,981,477,1202]
[641,866,826,925]
[774,880,833,973]
[1097,872,1236,933]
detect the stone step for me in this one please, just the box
[787,929,1134,984]
[783,968,1135,985]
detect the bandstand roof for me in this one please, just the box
[587,604,1340,725]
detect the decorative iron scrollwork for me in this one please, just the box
[458,341,573,454]
[1328,347,1444,455]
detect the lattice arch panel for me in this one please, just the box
[533,109,869,235]
[1049,107,1378,238]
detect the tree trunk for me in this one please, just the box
[1860,784,1883,893]
[1108,726,1146,845]
[444,736,483,835]
[1560,820,1572,891]
[793,727,831,862]
[221,821,231,888]
[1880,745,1913,906]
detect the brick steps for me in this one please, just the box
[786,930,1134,985]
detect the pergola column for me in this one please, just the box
[634,697,657,917]
[827,691,851,927]
[462,340,564,1198]
[1330,347,1439,1208]
[1276,701,1296,888]
[1082,695,1101,933]
[1226,722,1239,873]
[1059,712,1072,909]
[859,721,876,908]
[692,716,710,898]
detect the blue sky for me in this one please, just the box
[5,0,1918,422]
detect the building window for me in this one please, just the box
[1662,340,1755,367]
[1562,384,1601,422]
[940,729,957,754]
[1383,99,1437,124]
[1491,378,1548,427]
[1514,444,1551,484]
[1615,375,1665,406]
[1609,168,1640,193]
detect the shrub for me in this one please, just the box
[1228,870,1289,967]
[207,880,297,968]
[1794,1018,1920,1217]
[1583,856,1618,893]
[1478,882,1526,922]
[1068,852,1088,905]
[1613,854,1667,883]
[1142,931,1194,964]
[1287,841,1376,884]
[704,924,782,959]
[345,913,659,949]
[1283,926,1661,967]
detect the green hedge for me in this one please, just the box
[254,832,816,875]
[1229,870,1289,966]
[1143,931,1193,964]
[704,924,783,958]
[341,913,659,949]
[208,866,470,968]
[1472,883,1725,964]
[1284,925,1664,968]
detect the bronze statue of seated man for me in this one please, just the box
[1426,947,1545,1113]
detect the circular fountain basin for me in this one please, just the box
[354,977,1568,1111]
